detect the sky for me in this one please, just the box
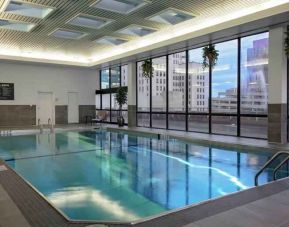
[189,32,269,97]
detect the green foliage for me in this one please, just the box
[202,44,219,69]
[285,28,289,58]
[115,87,127,110]
[141,59,154,78]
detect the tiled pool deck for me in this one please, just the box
[107,126,289,153]
[1,124,289,227]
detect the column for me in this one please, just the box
[268,26,288,143]
[127,62,137,127]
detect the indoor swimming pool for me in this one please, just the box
[0,130,283,223]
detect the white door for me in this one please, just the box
[68,92,79,123]
[37,92,54,125]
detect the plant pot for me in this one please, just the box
[117,116,125,127]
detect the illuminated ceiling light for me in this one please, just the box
[117,25,157,37]
[0,0,288,66]
[67,14,113,29]
[91,0,148,14]
[3,0,55,19]
[50,29,87,40]
[0,46,88,65]
[148,8,195,25]
[95,36,128,46]
[91,0,289,65]
[0,19,35,32]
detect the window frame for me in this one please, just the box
[96,65,128,124]
[136,31,269,139]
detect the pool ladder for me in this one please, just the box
[48,118,54,133]
[38,119,43,134]
[38,118,54,134]
[255,151,289,186]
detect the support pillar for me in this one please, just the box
[268,26,288,143]
[127,62,137,127]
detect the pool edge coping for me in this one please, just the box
[1,127,289,226]
[106,126,288,153]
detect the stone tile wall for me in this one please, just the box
[55,105,68,125]
[0,105,36,126]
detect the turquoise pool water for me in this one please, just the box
[0,130,284,222]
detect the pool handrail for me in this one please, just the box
[255,151,289,186]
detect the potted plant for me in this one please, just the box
[141,59,154,78]
[202,44,219,69]
[285,27,289,58]
[115,87,127,127]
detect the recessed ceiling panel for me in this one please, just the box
[117,25,157,36]
[4,0,55,19]
[0,19,35,32]
[148,8,195,25]
[0,0,284,66]
[50,29,87,40]
[91,0,148,14]
[67,14,113,29]
[95,36,128,45]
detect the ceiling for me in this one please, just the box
[0,0,288,67]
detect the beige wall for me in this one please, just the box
[0,61,98,106]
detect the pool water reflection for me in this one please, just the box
[0,130,283,222]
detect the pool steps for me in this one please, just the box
[255,151,289,186]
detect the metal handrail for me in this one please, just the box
[273,156,289,181]
[255,151,289,186]
[38,118,43,134]
[48,118,54,133]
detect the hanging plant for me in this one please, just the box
[202,44,219,69]
[141,59,154,78]
[285,27,289,58]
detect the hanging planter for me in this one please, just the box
[141,59,154,78]
[285,27,289,59]
[202,44,219,69]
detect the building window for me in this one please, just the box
[121,65,128,86]
[136,32,269,139]
[169,51,186,113]
[188,48,209,114]
[137,61,150,112]
[110,67,120,88]
[152,56,167,112]
[240,32,269,139]
[97,66,128,124]
[101,69,109,89]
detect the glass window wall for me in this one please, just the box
[136,32,269,139]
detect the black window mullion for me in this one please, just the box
[100,94,102,110]
[99,70,102,90]
[166,55,169,129]
[287,27,289,142]
[150,58,152,128]
[237,38,241,137]
[209,57,212,134]
[186,50,189,131]
[119,65,122,87]
[109,68,112,123]
[136,62,139,126]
